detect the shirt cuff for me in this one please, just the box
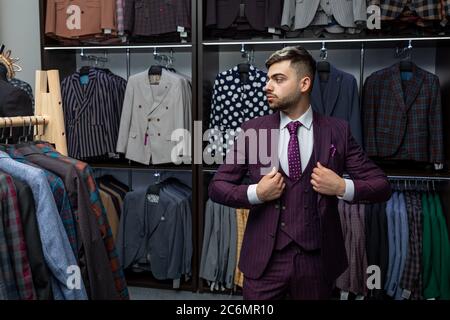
[247,184,263,205]
[337,179,355,202]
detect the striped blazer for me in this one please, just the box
[61,68,126,159]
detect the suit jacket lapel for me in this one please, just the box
[390,63,408,113]
[74,68,97,120]
[324,66,341,116]
[144,68,172,116]
[403,63,424,113]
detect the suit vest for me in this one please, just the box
[275,148,321,251]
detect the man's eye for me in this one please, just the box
[275,78,284,83]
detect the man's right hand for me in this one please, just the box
[256,167,286,202]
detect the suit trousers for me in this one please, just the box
[243,242,333,300]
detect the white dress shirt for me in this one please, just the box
[247,106,354,204]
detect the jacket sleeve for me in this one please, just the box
[101,0,117,31]
[281,0,295,31]
[429,76,444,164]
[344,122,392,204]
[208,123,252,209]
[116,79,134,154]
[45,0,57,35]
[353,0,367,23]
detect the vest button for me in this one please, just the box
[281,222,286,227]
[282,206,286,210]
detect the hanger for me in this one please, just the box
[146,171,162,199]
[317,42,330,82]
[397,40,413,74]
[237,44,254,84]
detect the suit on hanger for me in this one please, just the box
[394,192,409,300]
[208,64,272,157]
[384,195,395,293]
[117,68,191,165]
[281,0,367,31]
[363,62,444,164]
[311,64,363,147]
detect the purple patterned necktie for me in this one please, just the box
[287,121,302,181]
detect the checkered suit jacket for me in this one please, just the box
[377,0,442,20]
[124,0,191,36]
[363,62,444,164]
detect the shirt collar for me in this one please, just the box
[280,105,313,131]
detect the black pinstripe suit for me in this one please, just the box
[61,68,126,159]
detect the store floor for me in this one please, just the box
[129,287,243,300]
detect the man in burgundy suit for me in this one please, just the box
[208,46,392,300]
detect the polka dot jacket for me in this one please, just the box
[208,64,273,156]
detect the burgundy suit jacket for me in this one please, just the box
[208,110,392,282]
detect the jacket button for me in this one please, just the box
[166,106,169,110]
[148,119,151,122]
[138,105,142,108]
[281,222,286,227]
[158,133,161,136]
[282,206,286,210]
[157,119,160,122]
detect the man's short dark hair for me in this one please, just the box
[265,46,316,83]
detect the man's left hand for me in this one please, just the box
[311,162,345,196]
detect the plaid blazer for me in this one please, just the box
[378,0,442,20]
[124,0,191,36]
[363,62,444,164]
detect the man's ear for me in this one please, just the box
[299,76,312,93]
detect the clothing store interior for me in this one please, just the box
[0,0,449,301]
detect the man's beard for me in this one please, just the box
[268,90,302,111]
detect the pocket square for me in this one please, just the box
[330,144,337,157]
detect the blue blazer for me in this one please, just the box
[311,64,363,147]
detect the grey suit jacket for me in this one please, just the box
[200,199,222,283]
[281,0,367,30]
[117,68,191,165]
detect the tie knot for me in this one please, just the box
[287,121,302,136]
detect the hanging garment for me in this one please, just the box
[33,141,129,300]
[311,63,362,147]
[394,192,409,300]
[124,0,191,37]
[200,199,237,291]
[0,172,35,300]
[422,192,439,299]
[9,78,34,109]
[0,151,88,300]
[400,191,423,300]
[281,0,367,32]
[14,144,118,300]
[45,0,117,39]
[117,68,191,165]
[234,208,249,288]
[117,179,192,282]
[363,62,444,164]
[378,0,442,21]
[433,193,450,299]
[0,79,33,143]
[61,68,126,160]
[208,64,272,157]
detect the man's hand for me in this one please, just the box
[311,162,345,196]
[256,167,286,202]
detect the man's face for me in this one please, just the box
[264,60,309,111]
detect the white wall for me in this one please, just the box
[0,0,41,86]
